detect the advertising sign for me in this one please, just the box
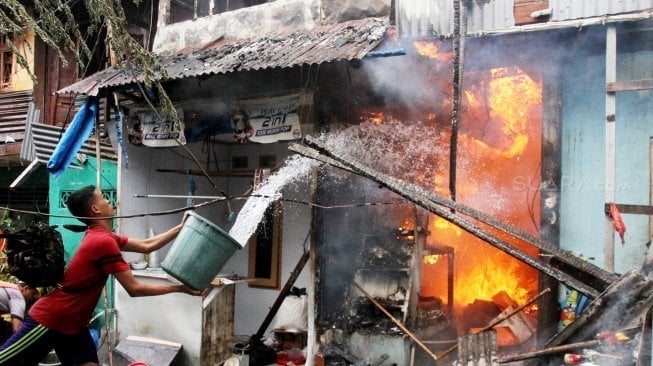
[237,94,302,144]
[135,109,186,147]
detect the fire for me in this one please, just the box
[423,254,441,265]
[349,65,542,339]
[458,67,542,228]
[413,40,453,62]
[420,66,542,334]
[359,111,385,125]
[433,217,462,236]
[423,219,539,314]
[461,67,541,159]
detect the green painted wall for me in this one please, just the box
[48,156,118,331]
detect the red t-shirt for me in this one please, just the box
[29,226,129,334]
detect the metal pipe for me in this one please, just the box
[604,25,617,272]
[364,48,407,58]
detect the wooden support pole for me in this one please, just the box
[352,281,439,364]
[604,25,617,272]
[481,288,550,333]
[501,325,640,363]
[252,251,310,343]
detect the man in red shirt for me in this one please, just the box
[0,185,205,365]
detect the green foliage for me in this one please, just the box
[0,210,18,282]
[0,0,179,125]
[0,0,90,79]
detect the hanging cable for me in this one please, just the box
[0,195,408,222]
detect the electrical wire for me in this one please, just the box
[0,195,408,222]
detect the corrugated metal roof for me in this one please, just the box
[0,91,34,144]
[30,123,118,163]
[395,0,653,37]
[396,0,514,38]
[550,0,653,21]
[58,17,389,96]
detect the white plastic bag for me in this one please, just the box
[273,295,308,331]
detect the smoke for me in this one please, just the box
[360,47,452,113]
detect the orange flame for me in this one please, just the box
[423,254,441,265]
[420,66,542,332]
[359,111,384,125]
[414,41,454,62]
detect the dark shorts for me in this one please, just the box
[0,315,98,365]
[0,320,12,345]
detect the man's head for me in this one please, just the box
[17,282,40,309]
[66,185,114,224]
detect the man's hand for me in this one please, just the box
[178,285,208,296]
[181,210,194,226]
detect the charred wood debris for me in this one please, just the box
[289,138,653,365]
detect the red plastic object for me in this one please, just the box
[276,351,306,365]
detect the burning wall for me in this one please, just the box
[315,36,545,356]
[423,65,542,330]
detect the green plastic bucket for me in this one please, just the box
[161,212,242,290]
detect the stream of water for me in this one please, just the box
[228,154,319,247]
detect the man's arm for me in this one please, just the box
[10,317,22,332]
[6,292,25,332]
[121,223,183,254]
[114,270,204,297]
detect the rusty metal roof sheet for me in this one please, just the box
[59,17,389,96]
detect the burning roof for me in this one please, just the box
[57,17,389,96]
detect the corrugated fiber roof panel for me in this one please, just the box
[58,17,389,96]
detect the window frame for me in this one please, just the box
[247,200,282,289]
[0,34,14,91]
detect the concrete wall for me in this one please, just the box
[152,0,391,54]
[153,0,321,53]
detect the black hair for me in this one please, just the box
[66,185,97,224]
[20,284,40,311]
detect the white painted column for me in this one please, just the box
[604,25,617,272]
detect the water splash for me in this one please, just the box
[229,120,450,248]
[316,119,450,194]
[227,116,491,247]
[228,154,319,246]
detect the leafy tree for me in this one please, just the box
[0,0,177,121]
